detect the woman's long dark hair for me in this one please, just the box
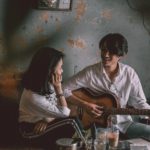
[22,47,64,95]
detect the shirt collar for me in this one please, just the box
[100,62,122,77]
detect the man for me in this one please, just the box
[63,33,150,138]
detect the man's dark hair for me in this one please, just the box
[99,33,128,56]
[22,47,64,95]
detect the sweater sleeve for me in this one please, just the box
[20,89,70,119]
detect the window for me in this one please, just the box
[36,0,73,11]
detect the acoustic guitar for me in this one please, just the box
[70,88,150,129]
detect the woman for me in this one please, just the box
[18,47,84,149]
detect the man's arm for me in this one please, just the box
[129,70,150,109]
[63,66,103,117]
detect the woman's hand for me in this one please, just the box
[52,73,64,94]
[52,73,62,88]
[85,102,103,118]
[33,120,48,134]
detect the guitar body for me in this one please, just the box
[72,88,120,129]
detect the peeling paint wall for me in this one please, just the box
[0,0,150,100]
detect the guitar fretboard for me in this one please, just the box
[106,108,150,115]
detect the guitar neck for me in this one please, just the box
[107,108,150,115]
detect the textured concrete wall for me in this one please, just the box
[0,0,150,100]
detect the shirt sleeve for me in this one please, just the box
[21,89,71,118]
[63,68,90,98]
[128,70,150,109]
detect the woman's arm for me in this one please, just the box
[52,73,68,108]
[20,89,70,119]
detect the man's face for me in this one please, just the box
[101,49,120,68]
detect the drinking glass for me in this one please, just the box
[95,128,107,150]
[107,127,119,150]
[86,137,107,150]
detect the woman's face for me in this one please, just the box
[54,58,63,75]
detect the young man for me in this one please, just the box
[63,33,150,139]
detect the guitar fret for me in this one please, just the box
[112,108,150,115]
[105,107,150,116]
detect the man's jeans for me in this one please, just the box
[125,122,150,139]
